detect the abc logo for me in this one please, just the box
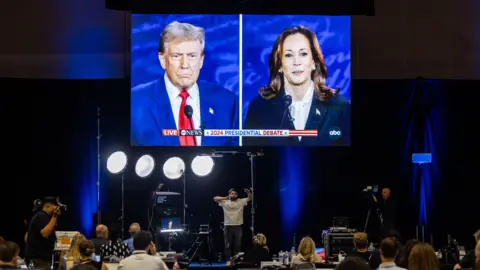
[329,127,342,140]
[180,130,187,136]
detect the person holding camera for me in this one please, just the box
[25,197,62,270]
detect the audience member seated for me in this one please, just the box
[123,223,140,253]
[118,230,168,270]
[91,225,109,256]
[0,241,20,269]
[243,234,272,264]
[335,257,372,270]
[61,233,86,270]
[474,240,479,270]
[455,229,479,270]
[369,231,403,269]
[408,243,440,270]
[396,239,418,269]
[77,240,107,270]
[100,226,130,261]
[292,236,322,267]
[71,264,97,270]
[378,237,405,270]
[346,232,371,262]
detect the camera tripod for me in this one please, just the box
[185,232,215,265]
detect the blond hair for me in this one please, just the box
[354,232,368,249]
[66,233,86,262]
[475,240,480,270]
[158,21,205,54]
[297,237,317,263]
[253,234,267,247]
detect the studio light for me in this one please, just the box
[163,157,185,180]
[135,154,155,178]
[191,156,215,177]
[106,151,127,174]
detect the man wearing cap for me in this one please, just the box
[214,188,252,261]
[25,197,62,270]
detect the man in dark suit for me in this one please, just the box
[131,21,238,146]
[243,90,350,146]
[372,188,396,234]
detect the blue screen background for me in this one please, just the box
[241,15,351,120]
[131,14,240,94]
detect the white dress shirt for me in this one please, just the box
[164,74,202,145]
[286,81,314,140]
[118,251,168,270]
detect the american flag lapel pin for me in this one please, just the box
[209,107,214,114]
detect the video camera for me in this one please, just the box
[362,185,379,195]
[56,197,68,211]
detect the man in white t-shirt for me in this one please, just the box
[214,188,252,261]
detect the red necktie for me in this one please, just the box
[178,90,196,146]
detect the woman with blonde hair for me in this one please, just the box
[292,236,322,265]
[61,233,87,270]
[243,233,272,264]
[408,243,440,270]
[475,240,480,270]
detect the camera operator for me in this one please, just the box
[25,197,62,270]
[372,188,396,235]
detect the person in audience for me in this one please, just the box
[0,241,20,269]
[61,233,86,270]
[118,230,168,270]
[369,230,403,269]
[475,240,479,270]
[91,225,109,256]
[335,257,372,270]
[25,197,62,270]
[71,265,97,270]
[454,229,479,269]
[346,232,370,262]
[77,240,107,270]
[378,237,405,270]
[397,239,418,268]
[123,223,140,253]
[243,233,272,264]
[100,226,130,261]
[408,243,440,270]
[292,236,322,265]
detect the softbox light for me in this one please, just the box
[163,157,185,180]
[191,156,215,177]
[106,151,127,174]
[135,154,155,178]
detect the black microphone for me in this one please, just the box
[280,95,295,128]
[183,105,197,146]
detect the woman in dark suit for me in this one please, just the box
[243,26,350,146]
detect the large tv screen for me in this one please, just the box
[131,14,350,147]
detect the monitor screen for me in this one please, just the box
[131,14,350,146]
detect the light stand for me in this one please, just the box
[182,170,187,225]
[121,172,125,240]
[96,107,102,225]
[248,153,257,236]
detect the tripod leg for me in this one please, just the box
[364,208,371,232]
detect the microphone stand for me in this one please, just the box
[187,117,197,146]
